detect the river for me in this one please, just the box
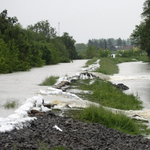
[0,60,87,118]
[110,61,150,110]
[1,60,150,118]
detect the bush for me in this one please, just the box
[98,48,111,58]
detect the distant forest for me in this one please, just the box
[76,38,132,58]
[0,10,78,73]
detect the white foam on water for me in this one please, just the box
[110,75,150,81]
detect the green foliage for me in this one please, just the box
[116,48,142,58]
[4,99,18,109]
[75,43,87,59]
[40,76,59,86]
[61,32,78,60]
[77,105,145,135]
[84,57,98,67]
[27,20,57,39]
[71,79,143,110]
[0,10,78,73]
[98,48,111,58]
[88,38,131,51]
[130,0,150,56]
[85,44,97,59]
[96,58,119,75]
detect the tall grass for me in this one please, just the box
[71,79,143,110]
[77,105,148,135]
[40,76,59,86]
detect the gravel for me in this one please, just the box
[0,111,150,150]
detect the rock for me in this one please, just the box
[131,114,149,122]
[54,81,70,89]
[1,112,150,149]
[28,109,45,116]
[113,83,129,90]
[61,85,70,92]
[43,103,57,109]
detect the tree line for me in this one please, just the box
[130,0,150,56]
[0,10,78,73]
[88,38,131,51]
[76,38,132,59]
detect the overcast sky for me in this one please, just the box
[0,0,145,43]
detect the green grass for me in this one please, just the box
[96,57,119,75]
[94,55,150,75]
[72,105,150,135]
[84,57,98,67]
[4,99,18,109]
[70,79,143,110]
[40,76,59,86]
[134,55,150,62]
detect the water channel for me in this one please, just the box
[1,60,150,119]
[110,61,150,110]
[0,60,87,118]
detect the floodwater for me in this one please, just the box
[110,61,150,110]
[0,60,87,117]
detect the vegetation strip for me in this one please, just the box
[69,79,143,110]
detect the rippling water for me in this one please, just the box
[110,61,150,110]
[0,60,87,117]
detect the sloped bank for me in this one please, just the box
[0,59,149,149]
[1,111,150,150]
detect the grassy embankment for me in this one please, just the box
[39,56,150,136]
[68,56,150,136]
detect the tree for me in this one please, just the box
[130,0,150,56]
[117,38,122,47]
[61,32,78,59]
[85,44,97,59]
[27,20,57,39]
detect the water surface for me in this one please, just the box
[110,61,150,109]
[0,60,87,117]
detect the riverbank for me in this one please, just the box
[1,58,150,149]
[1,111,150,150]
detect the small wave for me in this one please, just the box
[109,75,150,81]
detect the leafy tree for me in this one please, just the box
[116,38,122,46]
[86,44,97,59]
[130,0,150,56]
[61,32,78,59]
[27,20,56,39]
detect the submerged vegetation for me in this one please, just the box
[40,76,59,86]
[4,99,19,109]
